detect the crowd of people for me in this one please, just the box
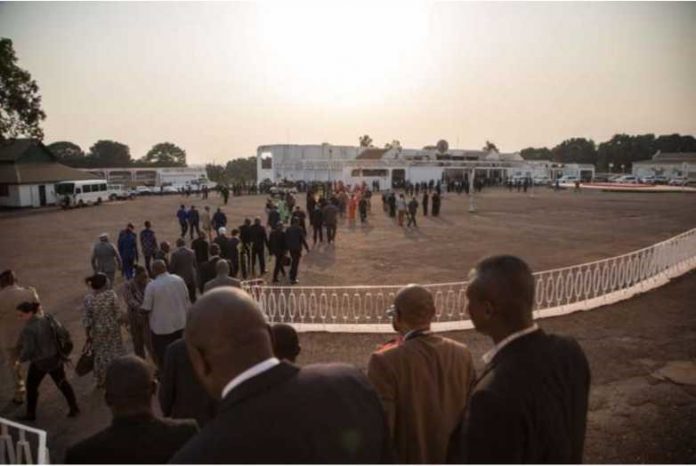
[0,253,591,464]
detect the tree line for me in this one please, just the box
[47,140,187,168]
[205,157,257,186]
[520,133,696,172]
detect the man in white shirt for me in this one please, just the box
[171,287,392,463]
[141,260,190,369]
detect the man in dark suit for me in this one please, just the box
[268,223,287,283]
[170,288,392,464]
[285,218,310,285]
[169,238,198,303]
[449,255,591,464]
[249,217,269,276]
[159,339,217,427]
[65,355,197,464]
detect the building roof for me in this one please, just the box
[634,152,696,165]
[652,152,696,162]
[356,148,390,160]
[0,139,96,184]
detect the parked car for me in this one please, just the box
[639,176,656,185]
[557,175,579,184]
[532,176,550,186]
[108,184,134,200]
[654,175,669,184]
[161,185,179,194]
[135,185,153,195]
[668,177,688,186]
[614,175,639,184]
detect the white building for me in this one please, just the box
[81,166,210,188]
[632,152,695,182]
[256,143,582,187]
[0,139,96,208]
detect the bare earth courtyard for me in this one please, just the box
[1,188,695,462]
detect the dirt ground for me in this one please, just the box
[1,187,695,463]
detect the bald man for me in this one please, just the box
[367,285,475,464]
[171,288,392,463]
[449,255,590,463]
[65,356,197,464]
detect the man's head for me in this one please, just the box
[99,233,109,242]
[197,230,207,240]
[134,265,148,285]
[209,243,221,257]
[205,206,210,212]
[231,229,239,237]
[104,355,157,417]
[218,227,227,236]
[244,218,251,226]
[127,223,135,231]
[390,285,436,335]
[151,260,167,277]
[271,323,301,363]
[144,220,151,229]
[160,241,170,253]
[254,217,261,226]
[466,255,535,341]
[0,269,17,288]
[185,288,273,399]
[215,259,230,277]
[190,205,196,210]
[89,273,108,290]
[176,238,186,248]
[180,204,185,209]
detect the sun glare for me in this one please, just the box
[256,0,430,107]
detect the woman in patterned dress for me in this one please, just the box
[82,273,126,387]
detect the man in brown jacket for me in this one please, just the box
[367,285,475,464]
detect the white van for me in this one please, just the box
[55,179,109,207]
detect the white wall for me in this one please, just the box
[0,184,58,208]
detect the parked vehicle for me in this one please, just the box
[56,179,109,207]
[654,175,669,184]
[614,175,639,184]
[162,185,179,194]
[107,184,134,200]
[557,175,579,184]
[532,176,550,186]
[135,185,153,195]
[668,177,688,186]
[639,176,656,185]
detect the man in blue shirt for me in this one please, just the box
[176,205,188,238]
[117,223,139,280]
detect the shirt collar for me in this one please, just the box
[221,357,280,399]
[482,323,539,365]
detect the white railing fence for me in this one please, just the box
[0,418,49,464]
[243,228,696,333]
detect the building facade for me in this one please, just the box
[81,166,210,188]
[256,143,591,187]
[0,139,95,208]
[632,152,695,182]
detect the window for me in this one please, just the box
[362,169,388,177]
[0,184,8,197]
[351,169,361,177]
[83,184,92,193]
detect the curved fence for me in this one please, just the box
[0,417,49,464]
[243,228,696,333]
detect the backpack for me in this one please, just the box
[46,314,74,360]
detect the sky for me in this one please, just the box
[1,1,695,165]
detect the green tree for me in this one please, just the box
[47,141,86,167]
[654,133,696,153]
[206,163,226,184]
[520,147,552,161]
[141,142,187,166]
[359,134,373,147]
[551,138,597,164]
[88,140,131,167]
[483,140,498,152]
[0,38,46,141]
[224,156,257,183]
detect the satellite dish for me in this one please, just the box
[436,139,449,154]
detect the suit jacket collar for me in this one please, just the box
[220,361,299,410]
[475,328,545,386]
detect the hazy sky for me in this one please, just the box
[1,1,695,164]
